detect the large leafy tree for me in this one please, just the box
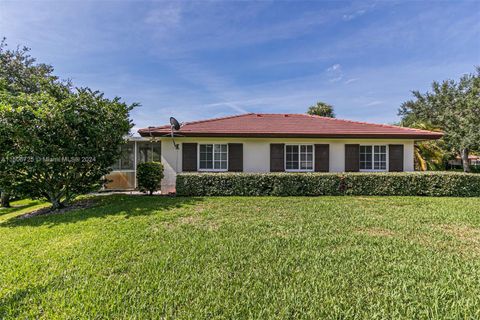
[307,101,335,118]
[1,90,135,209]
[0,40,137,209]
[0,39,64,207]
[399,68,480,172]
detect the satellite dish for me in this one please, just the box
[169,117,181,150]
[170,117,181,131]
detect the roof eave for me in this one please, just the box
[138,130,443,140]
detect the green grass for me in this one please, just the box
[1,195,480,319]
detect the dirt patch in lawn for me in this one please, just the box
[18,199,96,219]
[411,224,480,256]
[356,227,396,237]
[436,224,480,245]
[179,215,203,225]
[165,214,220,231]
[194,205,206,214]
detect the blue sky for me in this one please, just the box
[1,1,479,133]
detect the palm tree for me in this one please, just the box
[414,140,447,171]
[402,122,449,171]
[307,102,335,118]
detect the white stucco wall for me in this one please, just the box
[159,137,416,193]
[403,140,415,172]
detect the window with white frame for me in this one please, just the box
[286,144,314,171]
[360,145,387,171]
[199,144,228,170]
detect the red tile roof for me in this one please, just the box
[455,155,480,160]
[138,113,443,139]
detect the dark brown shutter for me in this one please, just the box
[345,144,360,172]
[270,144,285,172]
[228,143,243,172]
[314,144,329,172]
[389,144,404,172]
[182,143,197,172]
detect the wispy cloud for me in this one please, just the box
[326,63,344,82]
[169,61,251,115]
[342,2,377,21]
[327,64,341,72]
[343,9,367,21]
[144,3,183,29]
[141,2,353,57]
[345,78,359,84]
[365,100,384,107]
[1,0,478,133]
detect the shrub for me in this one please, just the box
[137,162,164,195]
[176,172,480,197]
[460,166,480,174]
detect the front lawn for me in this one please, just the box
[1,195,479,319]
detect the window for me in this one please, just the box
[199,144,228,171]
[111,142,135,171]
[137,142,161,163]
[286,145,313,171]
[360,145,387,171]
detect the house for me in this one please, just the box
[448,155,480,168]
[106,113,442,193]
[140,113,444,193]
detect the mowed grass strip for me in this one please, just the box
[1,195,479,319]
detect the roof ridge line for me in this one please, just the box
[180,113,254,126]
[140,113,254,131]
[304,114,439,134]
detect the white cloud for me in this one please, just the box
[343,9,366,21]
[327,64,341,72]
[326,64,344,82]
[345,78,359,84]
[365,100,384,106]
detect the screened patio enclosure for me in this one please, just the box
[104,137,161,190]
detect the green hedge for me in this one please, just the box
[176,172,480,197]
